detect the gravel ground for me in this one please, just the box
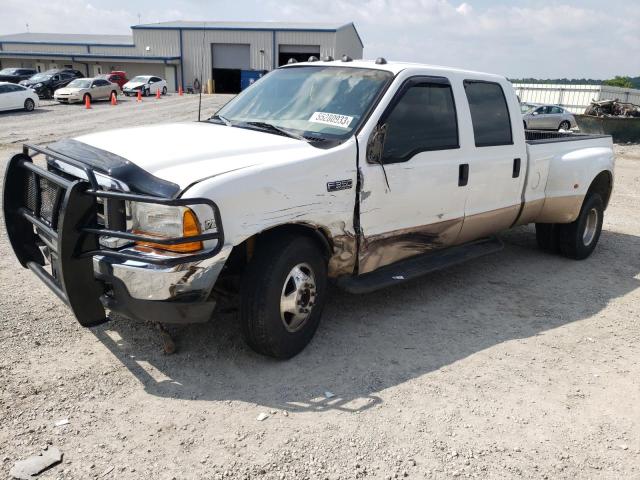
[0,96,639,480]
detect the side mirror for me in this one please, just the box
[532,111,539,116]
[367,123,387,164]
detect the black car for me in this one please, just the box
[0,68,38,84]
[19,69,83,99]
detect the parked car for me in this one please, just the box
[54,77,119,104]
[0,82,39,112]
[0,68,38,84]
[122,75,167,96]
[97,71,128,90]
[522,103,577,131]
[3,60,615,359]
[20,69,83,98]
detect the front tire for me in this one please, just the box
[143,88,149,97]
[240,234,328,359]
[557,193,604,259]
[162,86,167,95]
[24,98,35,112]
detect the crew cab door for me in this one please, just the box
[356,75,467,274]
[454,79,527,244]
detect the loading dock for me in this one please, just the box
[278,45,321,66]
[211,43,250,94]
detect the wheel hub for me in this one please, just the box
[280,263,317,332]
[583,207,599,246]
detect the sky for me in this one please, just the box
[2,0,639,79]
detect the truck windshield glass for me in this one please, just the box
[212,66,393,139]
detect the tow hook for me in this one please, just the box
[156,323,176,355]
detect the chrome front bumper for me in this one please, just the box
[92,245,232,301]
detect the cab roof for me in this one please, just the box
[280,59,506,82]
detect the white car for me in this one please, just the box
[0,82,39,112]
[3,60,615,359]
[122,75,167,97]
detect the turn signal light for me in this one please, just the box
[135,209,203,253]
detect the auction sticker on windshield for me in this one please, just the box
[309,112,354,129]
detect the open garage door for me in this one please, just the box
[212,43,250,94]
[278,44,320,67]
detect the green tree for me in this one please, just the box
[603,76,634,88]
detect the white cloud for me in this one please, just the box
[456,3,472,16]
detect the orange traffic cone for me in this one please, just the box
[136,90,142,102]
[155,88,161,99]
[85,95,91,109]
[110,92,117,106]
[178,86,183,96]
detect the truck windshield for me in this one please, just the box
[212,66,393,139]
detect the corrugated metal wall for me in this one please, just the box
[335,25,363,60]
[513,83,640,114]
[1,43,87,54]
[275,31,336,65]
[182,29,272,86]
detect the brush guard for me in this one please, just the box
[3,144,224,327]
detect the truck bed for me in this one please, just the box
[525,130,611,144]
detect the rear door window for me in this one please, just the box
[463,80,513,147]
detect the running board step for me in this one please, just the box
[337,237,504,294]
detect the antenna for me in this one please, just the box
[25,22,29,32]
[197,21,206,122]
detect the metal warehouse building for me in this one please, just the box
[0,21,364,93]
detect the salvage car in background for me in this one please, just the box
[0,82,39,112]
[0,68,37,84]
[97,71,128,90]
[522,103,577,131]
[122,75,167,96]
[20,69,83,98]
[54,78,119,104]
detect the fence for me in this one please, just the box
[512,83,640,114]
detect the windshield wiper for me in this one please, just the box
[210,114,233,126]
[242,121,309,142]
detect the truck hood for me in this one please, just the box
[68,122,318,192]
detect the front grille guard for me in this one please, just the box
[3,144,224,327]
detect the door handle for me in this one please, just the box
[458,163,469,187]
[512,158,521,178]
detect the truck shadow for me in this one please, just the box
[92,225,640,414]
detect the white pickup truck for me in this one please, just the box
[3,58,615,358]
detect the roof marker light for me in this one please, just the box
[341,55,353,62]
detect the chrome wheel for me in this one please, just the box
[559,121,571,131]
[280,263,317,333]
[583,207,599,246]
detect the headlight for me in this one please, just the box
[130,203,204,253]
[34,83,43,88]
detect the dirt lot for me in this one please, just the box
[1,95,639,480]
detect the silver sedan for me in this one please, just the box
[522,103,577,131]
